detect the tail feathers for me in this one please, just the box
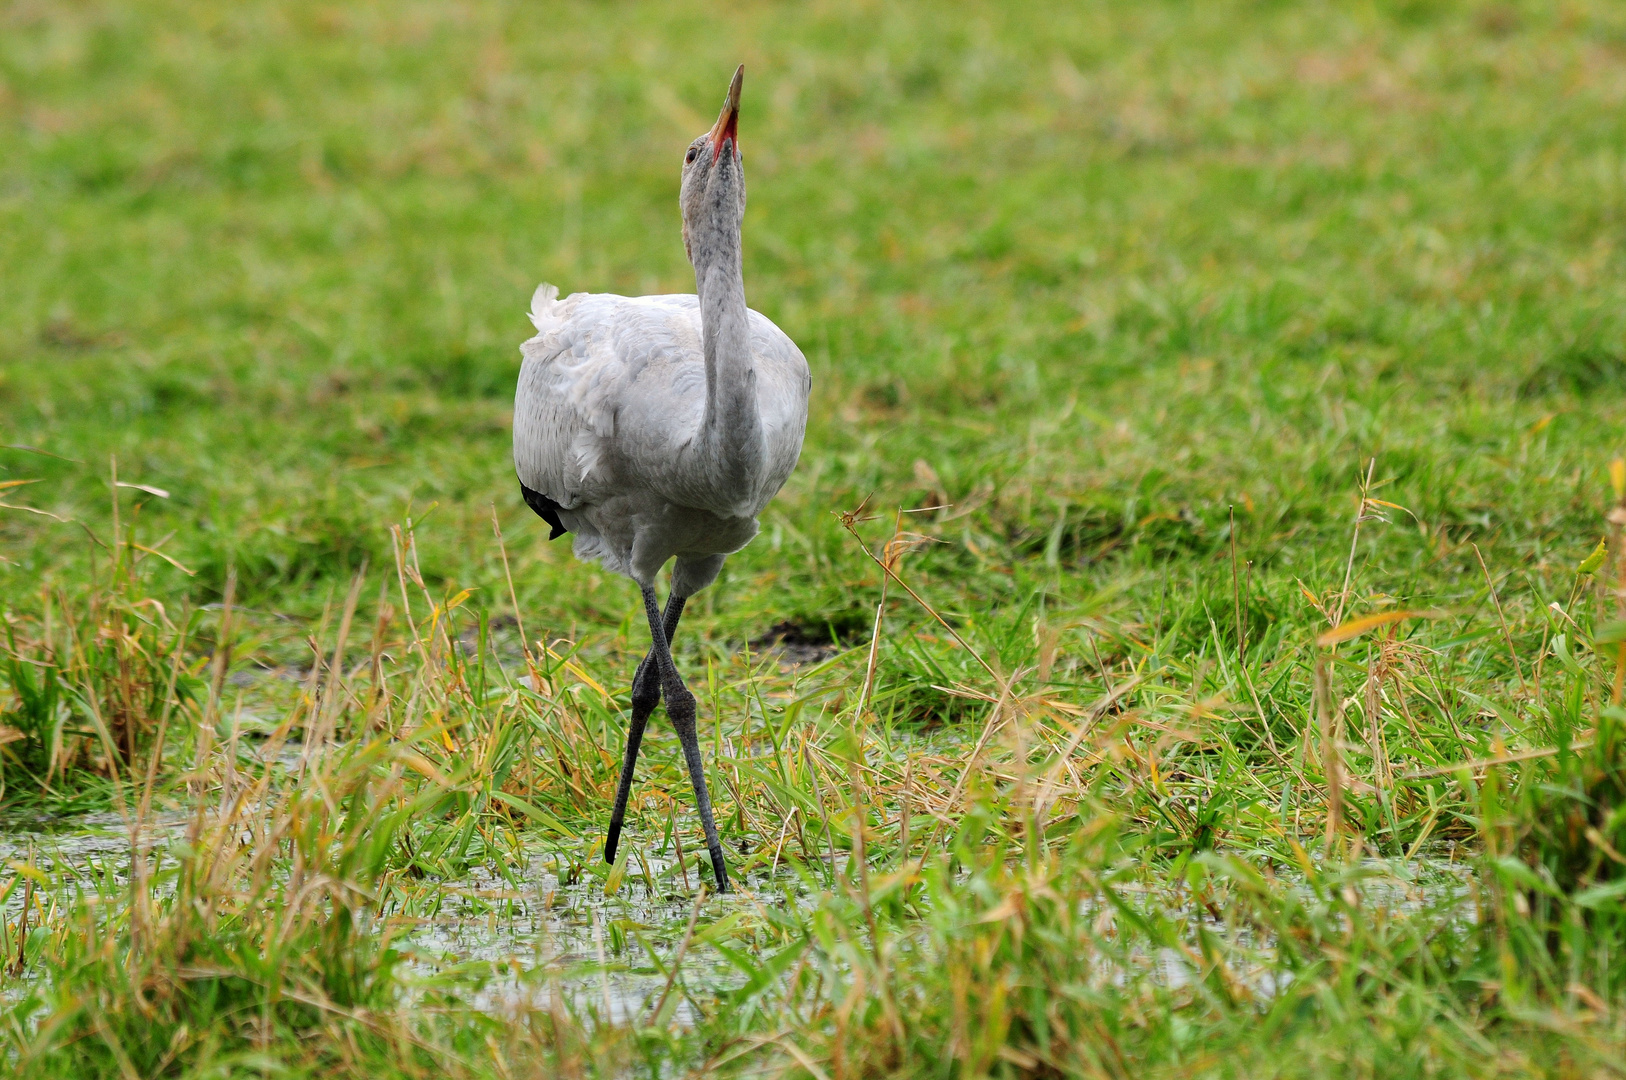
[527,283,562,332]
[518,481,569,540]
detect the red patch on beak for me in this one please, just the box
[711,108,738,163]
[709,66,743,163]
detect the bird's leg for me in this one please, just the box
[604,592,686,866]
[640,583,729,893]
[630,592,686,711]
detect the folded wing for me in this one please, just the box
[513,287,705,510]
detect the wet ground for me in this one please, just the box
[0,798,805,1024]
[1,792,1480,1028]
[388,847,789,1023]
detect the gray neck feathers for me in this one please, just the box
[693,191,763,507]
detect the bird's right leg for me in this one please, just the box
[639,583,729,893]
[630,593,686,714]
[605,592,686,866]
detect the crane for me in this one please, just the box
[513,66,810,892]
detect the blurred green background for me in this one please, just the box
[3,0,1625,657]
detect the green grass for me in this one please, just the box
[4,0,1626,1076]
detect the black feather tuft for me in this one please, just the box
[519,482,569,540]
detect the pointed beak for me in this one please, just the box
[710,65,743,163]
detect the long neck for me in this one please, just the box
[694,223,763,505]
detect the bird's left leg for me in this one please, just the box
[604,592,686,866]
[639,583,729,893]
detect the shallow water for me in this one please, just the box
[0,799,799,1025]
[387,845,797,1023]
[0,771,1479,1024]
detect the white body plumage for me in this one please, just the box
[513,284,810,592]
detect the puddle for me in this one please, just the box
[0,808,191,879]
[390,846,782,1023]
[0,799,802,1025]
[0,774,1481,1024]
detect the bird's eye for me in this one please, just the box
[685,147,698,164]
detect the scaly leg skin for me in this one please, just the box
[640,584,729,893]
[604,592,686,866]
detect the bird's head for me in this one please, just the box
[680,65,746,265]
